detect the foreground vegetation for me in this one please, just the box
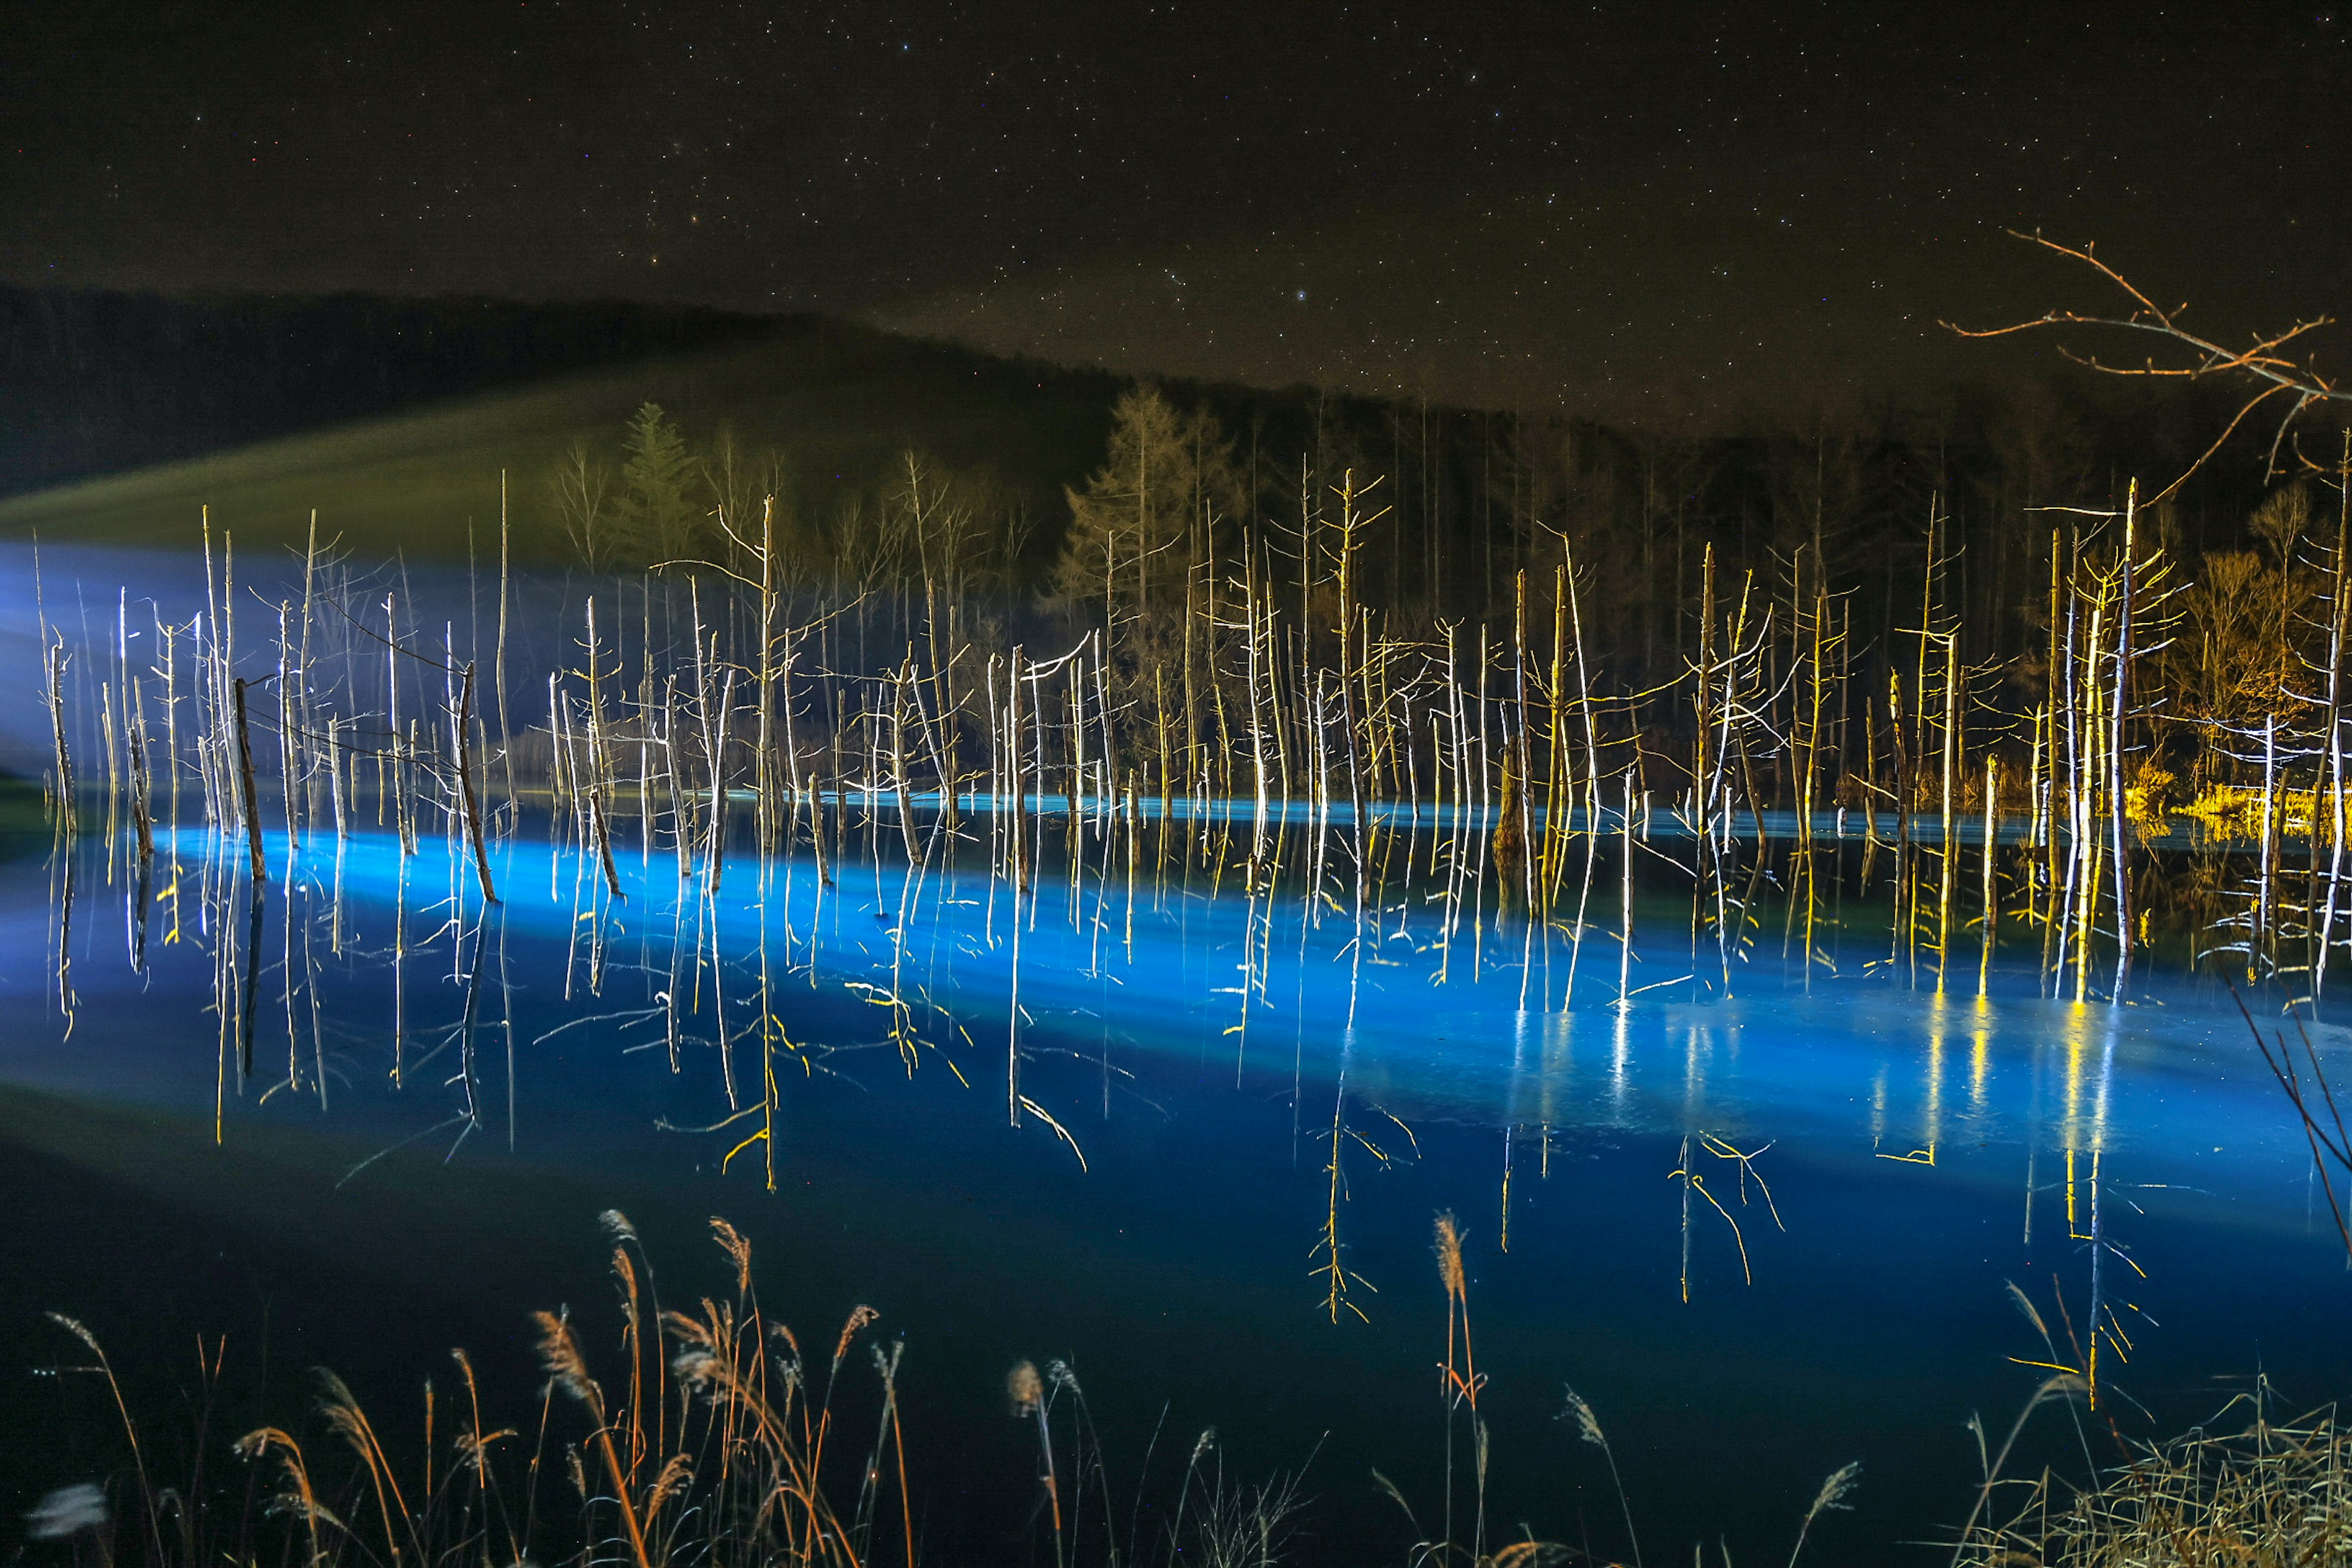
[1954,1401,2352,1567]
[26,1207,2345,1567]
[12,1213,1579,1567]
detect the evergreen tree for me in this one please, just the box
[1056,384,1244,617]
[616,401,697,565]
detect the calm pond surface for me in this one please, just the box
[4,802,2347,1564]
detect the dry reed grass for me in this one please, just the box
[39,1215,903,1568]
[1951,1403,2352,1567]
[36,1208,2348,1568]
[32,1215,1329,1568]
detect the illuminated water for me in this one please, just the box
[2,804,2346,1564]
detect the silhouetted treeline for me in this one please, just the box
[551,362,2322,712]
[1172,373,2315,689]
[6,284,2331,699]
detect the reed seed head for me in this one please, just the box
[1006,1360,1044,1415]
[1806,1460,1861,1519]
[1433,1211,1466,1300]
[44,1312,104,1358]
[1189,1427,1218,1466]
[532,1310,603,1415]
[834,1305,878,1366]
[669,1349,718,1392]
[24,1483,108,1540]
[709,1218,753,1294]
[663,1308,714,1351]
[454,1428,518,1468]
[1561,1385,1607,1449]
[1488,1542,1572,1568]
[643,1452,695,1523]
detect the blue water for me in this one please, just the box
[2,815,2347,1564]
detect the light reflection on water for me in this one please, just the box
[4,818,2349,1561]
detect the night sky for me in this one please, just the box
[5,1,2346,418]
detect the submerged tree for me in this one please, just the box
[547,439,617,573]
[821,448,1035,597]
[2188,484,2315,708]
[701,424,791,567]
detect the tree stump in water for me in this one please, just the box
[1493,747,1526,912]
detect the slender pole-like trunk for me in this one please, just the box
[2321,435,2352,990]
[232,676,266,883]
[45,639,75,839]
[755,497,779,851]
[498,472,514,810]
[457,663,499,904]
[1979,755,1999,995]
[2109,480,2137,993]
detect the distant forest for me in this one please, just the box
[1,284,2332,698]
[547,357,2323,712]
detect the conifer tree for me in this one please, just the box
[1057,383,1245,617]
[616,400,697,565]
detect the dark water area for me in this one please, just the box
[3,804,2348,1566]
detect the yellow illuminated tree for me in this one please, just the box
[1055,383,1245,619]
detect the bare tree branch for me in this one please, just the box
[1944,232,2346,501]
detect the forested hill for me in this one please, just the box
[0,281,2317,693]
[0,290,1126,564]
[0,288,775,499]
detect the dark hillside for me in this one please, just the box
[0,288,776,498]
[0,300,1126,564]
